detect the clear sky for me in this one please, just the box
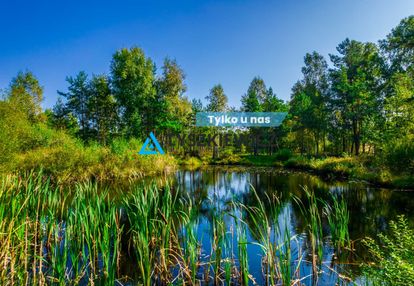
[0,0,413,109]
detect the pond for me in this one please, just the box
[5,166,413,285]
[122,166,414,285]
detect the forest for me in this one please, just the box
[0,16,413,186]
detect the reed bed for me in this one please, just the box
[0,173,353,285]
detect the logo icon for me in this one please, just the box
[138,132,165,155]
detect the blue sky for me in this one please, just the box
[0,0,413,109]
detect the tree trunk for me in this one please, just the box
[352,119,360,156]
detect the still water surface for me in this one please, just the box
[140,166,414,285]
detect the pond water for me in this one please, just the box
[133,166,414,285]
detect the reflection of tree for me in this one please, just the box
[163,167,414,280]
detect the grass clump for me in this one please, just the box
[323,194,350,249]
[0,172,122,285]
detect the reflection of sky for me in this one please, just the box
[206,172,250,204]
[173,168,414,285]
[177,170,251,207]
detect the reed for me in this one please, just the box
[236,217,249,286]
[179,195,201,284]
[294,187,324,280]
[0,173,122,285]
[323,194,350,249]
[0,172,355,285]
[210,210,225,285]
[236,189,305,286]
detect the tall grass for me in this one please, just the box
[236,215,249,286]
[324,194,350,249]
[180,202,201,284]
[0,172,122,285]
[294,187,324,280]
[123,183,185,285]
[0,172,354,285]
[236,189,304,286]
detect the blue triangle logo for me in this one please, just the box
[139,132,165,155]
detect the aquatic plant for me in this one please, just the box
[294,187,324,280]
[324,194,350,249]
[0,171,359,285]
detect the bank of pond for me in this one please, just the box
[0,167,413,285]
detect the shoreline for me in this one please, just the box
[179,155,414,190]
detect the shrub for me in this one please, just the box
[284,156,309,168]
[384,140,414,174]
[274,148,292,161]
[362,215,414,285]
[181,157,203,168]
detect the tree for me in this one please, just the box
[288,81,314,154]
[241,89,262,112]
[241,78,264,112]
[300,52,329,155]
[241,78,265,155]
[206,84,228,112]
[191,98,203,113]
[154,58,192,133]
[246,77,267,104]
[191,98,203,126]
[8,71,43,122]
[88,75,118,145]
[110,47,156,138]
[261,87,289,154]
[58,71,91,140]
[381,16,414,74]
[48,97,78,134]
[262,87,288,112]
[329,39,384,155]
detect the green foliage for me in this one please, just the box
[205,84,228,112]
[274,148,293,161]
[324,195,350,248]
[154,58,192,133]
[0,98,176,182]
[111,47,156,138]
[47,97,79,134]
[57,71,91,140]
[262,87,288,112]
[7,71,43,122]
[383,72,414,136]
[363,215,414,285]
[1,16,414,188]
[0,173,122,284]
[88,75,118,145]
[383,140,414,173]
[288,52,328,155]
[381,15,414,73]
[214,147,241,165]
[329,39,384,156]
[241,78,263,112]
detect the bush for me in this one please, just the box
[384,140,414,174]
[362,215,414,285]
[0,104,177,183]
[181,157,203,168]
[284,156,309,168]
[274,148,292,161]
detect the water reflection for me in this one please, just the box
[167,166,414,285]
